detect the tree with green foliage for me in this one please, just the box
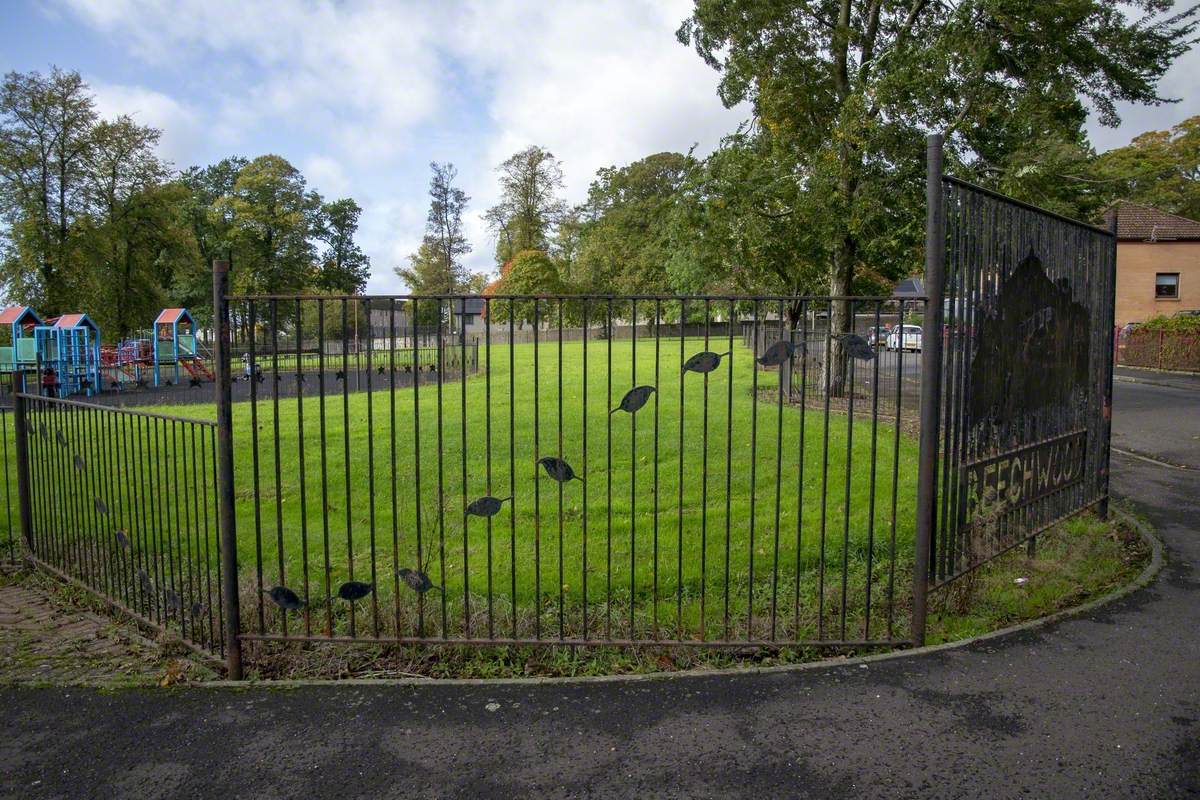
[0,67,97,311]
[315,197,370,294]
[485,146,567,265]
[1092,116,1200,220]
[216,154,319,297]
[678,0,1197,391]
[486,249,565,325]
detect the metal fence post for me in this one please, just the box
[213,259,243,679]
[1099,213,1119,520]
[12,378,33,553]
[913,133,947,647]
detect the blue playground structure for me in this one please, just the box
[0,306,44,384]
[151,308,212,387]
[33,313,102,397]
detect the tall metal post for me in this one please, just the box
[12,375,33,553]
[1099,213,1119,520]
[213,259,243,679]
[913,134,947,647]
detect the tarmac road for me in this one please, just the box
[0,378,1196,799]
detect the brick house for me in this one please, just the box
[1102,201,1200,326]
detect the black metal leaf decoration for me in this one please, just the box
[612,385,656,415]
[836,333,876,361]
[191,602,204,618]
[138,568,153,596]
[94,497,108,515]
[164,588,182,615]
[337,581,373,602]
[56,429,67,447]
[38,423,47,440]
[115,529,130,550]
[190,377,202,387]
[756,340,798,367]
[73,454,86,471]
[466,495,512,517]
[398,568,442,594]
[264,585,304,610]
[682,351,730,374]
[537,456,582,483]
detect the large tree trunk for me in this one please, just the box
[824,232,855,397]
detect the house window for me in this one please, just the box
[1155,273,1179,299]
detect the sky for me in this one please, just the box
[3,1,1197,293]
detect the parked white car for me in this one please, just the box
[886,324,922,352]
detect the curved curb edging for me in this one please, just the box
[201,504,1163,689]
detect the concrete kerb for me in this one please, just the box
[199,503,1165,690]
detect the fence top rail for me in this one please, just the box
[15,392,217,428]
[944,175,1115,237]
[226,293,925,303]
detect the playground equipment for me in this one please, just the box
[152,308,213,387]
[34,314,102,397]
[0,306,44,383]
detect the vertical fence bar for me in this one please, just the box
[212,259,243,679]
[13,388,32,554]
[913,134,947,647]
[1099,213,1119,520]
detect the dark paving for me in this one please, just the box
[0,380,1197,799]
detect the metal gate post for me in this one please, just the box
[12,378,33,554]
[913,134,948,647]
[213,259,243,679]
[1099,213,1119,520]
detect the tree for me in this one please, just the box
[678,0,1198,391]
[485,146,567,265]
[0,67,97,311]
[426,162,470,289]
[1092,116,1200,220]
[79,116,193,337]
[486,249,565,325]
[216,155,318,296]
[315,197,370,294]
[573,151,695,297]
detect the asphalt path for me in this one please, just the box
[0,378,1196,799]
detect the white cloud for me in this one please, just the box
[56,0,747,292]
[88,81,203,166]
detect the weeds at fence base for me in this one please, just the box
[926,509,1148,644]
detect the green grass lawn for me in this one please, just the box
[25,335,921,646]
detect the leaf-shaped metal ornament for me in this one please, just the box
[756,340,798,367]
[38,423,47,440]
[265,585,304,610]
[73,453,86,471]
[682,351,730,374]
[537,456,583,483]
[191,601,204,618]
[466,495,513,518]
[164,588,182,615]
[189,377,202,388]
[138,568,153,596]
[115,529,130,550]
[612,385,656,415]
[836,333,876,361]
[398,568,443,594]
[56,429,67,447]
[337,581,373,602]
[94,497,108,515]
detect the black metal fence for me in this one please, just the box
[2,136,1119,679]
[216,294,919,665]
[927,157,1117,587]
[13,392,226,662]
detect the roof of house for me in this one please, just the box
[53,313,99,331]
[155,307,192,325]
[0,306,41,326]
[1102,201,1200,242]
[892,277,925,298]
